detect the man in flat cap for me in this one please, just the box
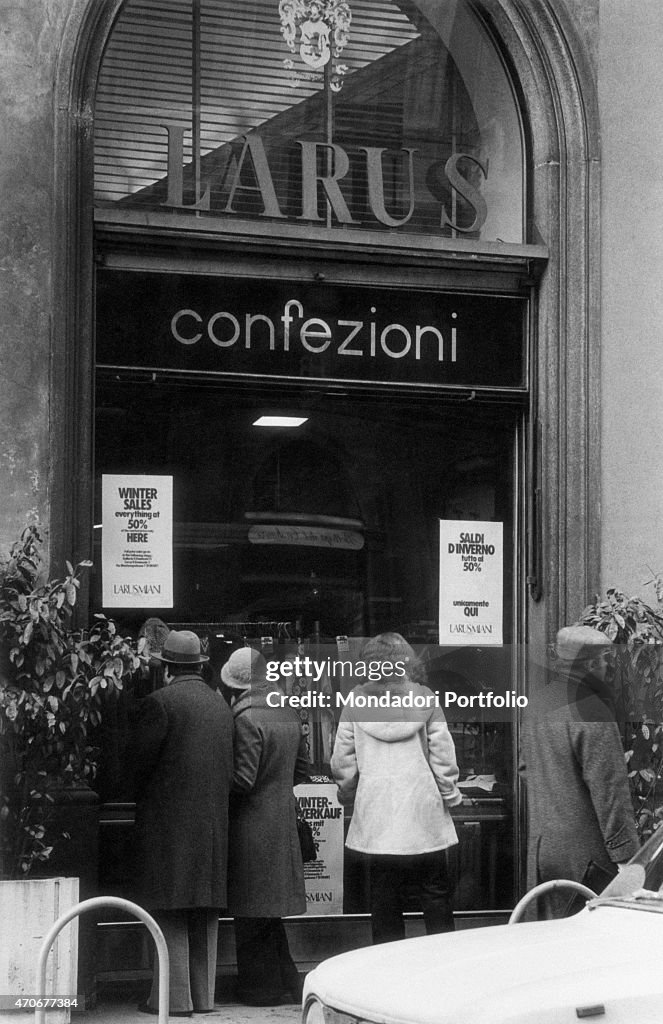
[128,630,234,1015]
[519,624,639,917]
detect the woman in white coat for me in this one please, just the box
[331,632,462,944]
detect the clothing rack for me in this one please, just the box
[212,621,295,641]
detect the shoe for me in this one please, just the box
[138,1003,193,1017]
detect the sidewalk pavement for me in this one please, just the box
[75,982,302,1024]
[0,982,302,1024]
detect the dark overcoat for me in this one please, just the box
[227,684,309,917]
[129,674,234,910]
[519,669,639,891]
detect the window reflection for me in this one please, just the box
[95,0,523,241]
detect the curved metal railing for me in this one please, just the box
[508,879,598,924]
[36,896,169,1024]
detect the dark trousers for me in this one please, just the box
[233,917,301,1005]
[147,908,219,1013]
[369,851,455,944]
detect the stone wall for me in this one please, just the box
[599,0,663,599]
[0,2,69,558]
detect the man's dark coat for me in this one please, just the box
[520,668,639,889]
[227,684,309,917]
[130,674,234,910]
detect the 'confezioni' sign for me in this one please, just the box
[97,271,525,388]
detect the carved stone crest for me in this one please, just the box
[278,0,351,89]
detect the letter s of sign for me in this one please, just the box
[361,146,416,228]
[440,153,488,234]
[171,309,202,344]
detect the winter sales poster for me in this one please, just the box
[102,474,173,608]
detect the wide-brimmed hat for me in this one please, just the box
[220,647,267,690]
[152,629,209,665]
[555,625,612,663]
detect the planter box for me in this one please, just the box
[40,787,98,1007]
[0,877,79,1024]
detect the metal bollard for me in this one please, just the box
[35,896,169,1024]
[508,879,598,923]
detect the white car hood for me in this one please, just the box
[304,907,662,1024]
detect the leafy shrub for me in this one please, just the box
[576,588,663,840]
[0,524,145,877]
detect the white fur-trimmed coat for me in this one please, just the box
[330,681,462,855]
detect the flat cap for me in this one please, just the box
[555,625,611,662]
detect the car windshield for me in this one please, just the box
[591,829,663,910]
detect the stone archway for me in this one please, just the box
[52,0,600,638]
[482,0,601,637]
[51,0,126,574]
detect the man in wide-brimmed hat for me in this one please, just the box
[519,624,639,917]
[128,630,234,1016]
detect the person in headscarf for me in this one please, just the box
[222,647,310,1005]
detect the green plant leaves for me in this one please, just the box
[576,588,663,841]
[0,522,148,878]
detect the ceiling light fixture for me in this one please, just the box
[253,415,308,428]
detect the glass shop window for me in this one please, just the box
[93,379,518,910]
[93,384,516,740]
[95,382,517,630]
[95,0,524,242]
